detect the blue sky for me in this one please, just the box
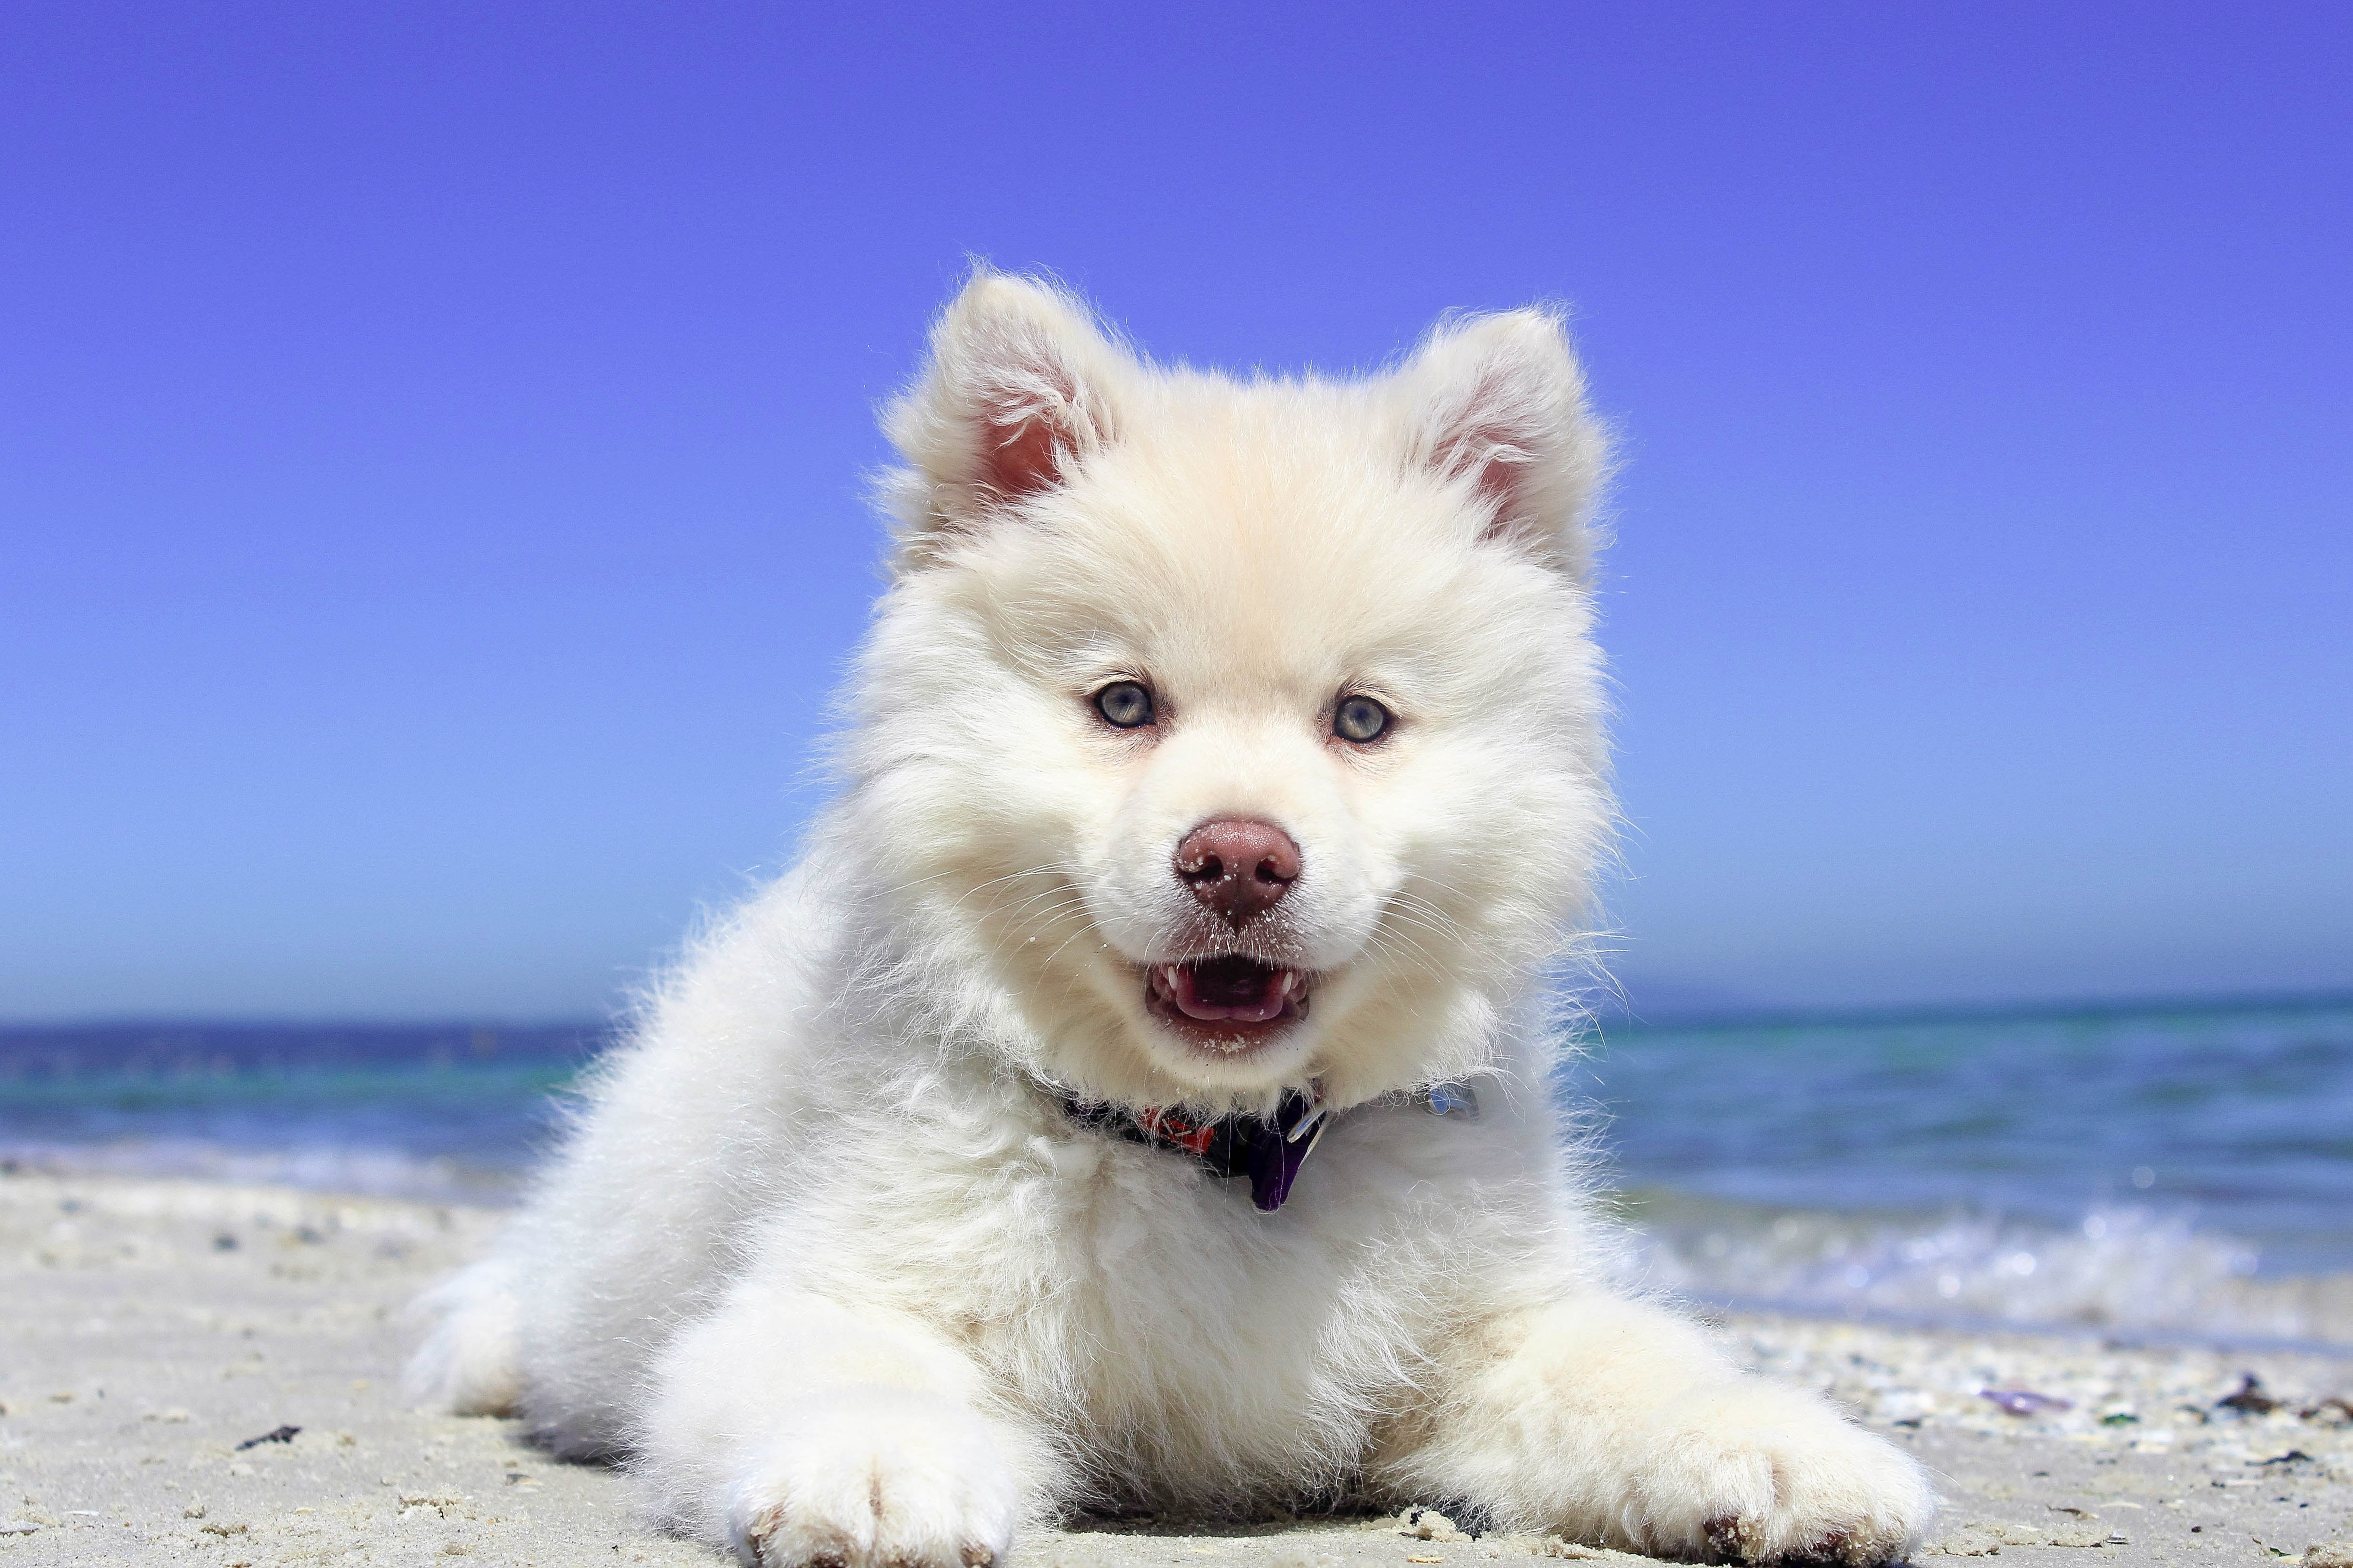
[4,2,2347,1019]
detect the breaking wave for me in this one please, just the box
[1625,1191,2353,1348]
[0,1136,528,1203]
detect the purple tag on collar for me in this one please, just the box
[1246,1091,1322,1211]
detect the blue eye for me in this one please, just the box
[1094,681,1155,729]
[1333,694,1391,743]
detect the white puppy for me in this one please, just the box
[409,274,1933,1567]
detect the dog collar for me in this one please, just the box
[1060,1089,1328,1212]
[1056,1079,1482,1213]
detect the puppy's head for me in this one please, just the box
[844,273,1611,1113]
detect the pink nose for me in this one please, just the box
[1174,819,1302,926]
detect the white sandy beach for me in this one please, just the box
[3,1172,2349,1568]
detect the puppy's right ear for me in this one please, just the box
[881,271,1129,565]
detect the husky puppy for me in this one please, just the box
[409,274,1932,1567]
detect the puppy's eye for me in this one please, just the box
[1333,694,1392,744]
[1093,680,1156,729]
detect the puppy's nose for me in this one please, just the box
[1174,819,1302,926]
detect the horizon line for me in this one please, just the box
[4,986,2349,1039]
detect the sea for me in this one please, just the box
[5,998,2349,1349]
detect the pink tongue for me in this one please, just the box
[1171,966,1288,1023]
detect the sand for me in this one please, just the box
[3,1172,2349,1568]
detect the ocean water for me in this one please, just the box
[1573,998,2353,1346]
[4,1000,2349,1345]
[0,1022,595,1202]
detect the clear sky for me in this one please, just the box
[4,2,2347,1020]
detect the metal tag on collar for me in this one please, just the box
[1284,1091,1329,1145]
[1425,1080,1481,1120]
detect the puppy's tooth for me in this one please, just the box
[1163,965,1183,991]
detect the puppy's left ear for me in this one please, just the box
[1399,308,1608,576]
[881,270,1132,568]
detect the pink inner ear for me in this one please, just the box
[1468,435,1531,528]
[978,402,1068,500]
[1434,404,1535,539]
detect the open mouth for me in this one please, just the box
[1143,955,1311,1051]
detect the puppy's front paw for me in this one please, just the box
[1628,1380,1932,1565]
[725,1390,1021,1568]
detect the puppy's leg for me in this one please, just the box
[1376,1293,1933,1565]
[404,1257,523,1417]
[637,1282,1055,1568]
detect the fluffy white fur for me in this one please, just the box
[408,273,1934,1567]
